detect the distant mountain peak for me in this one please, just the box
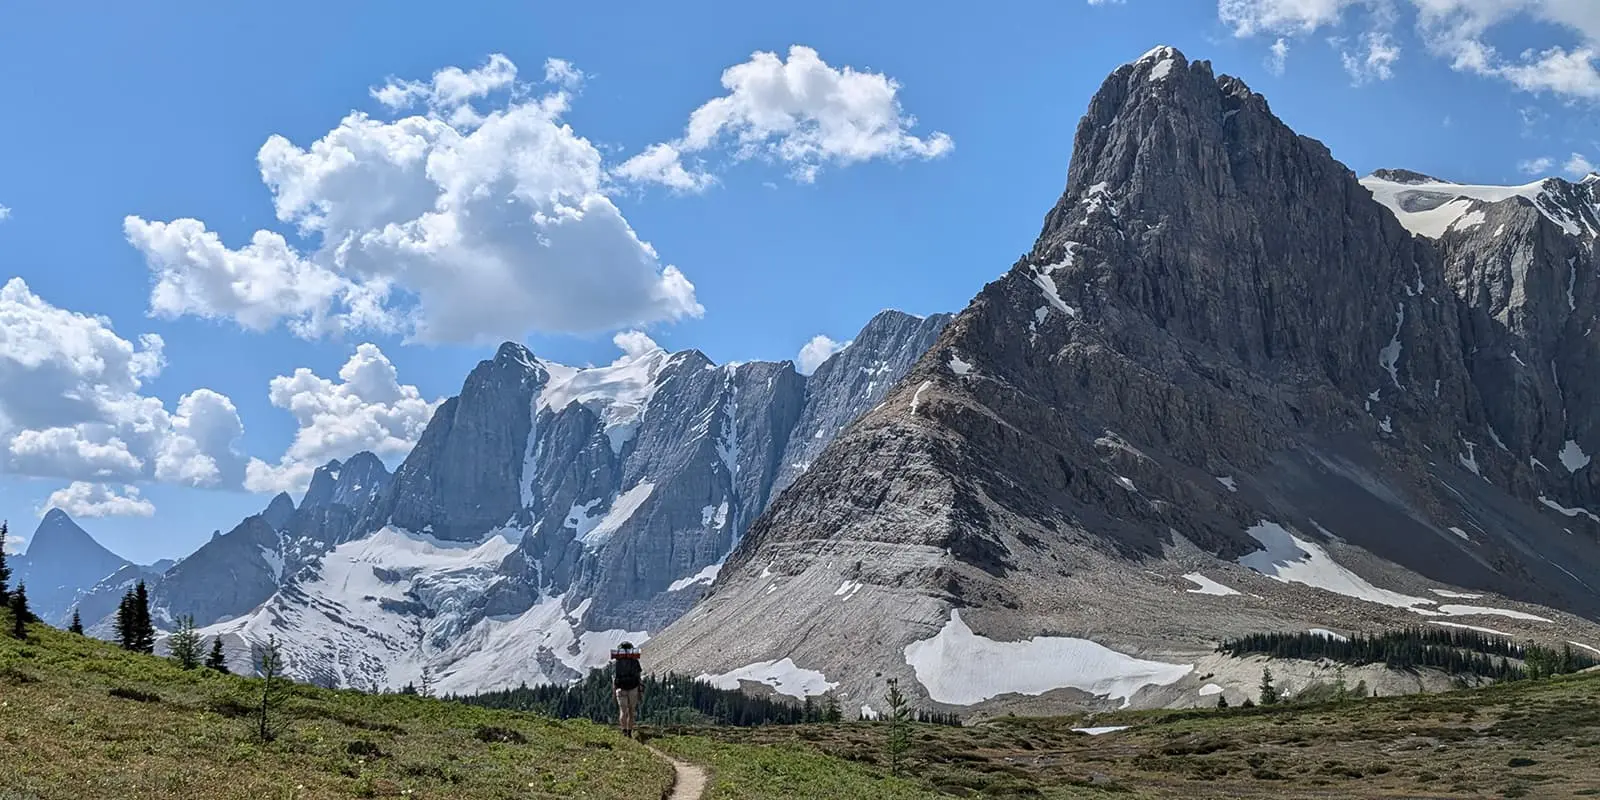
[1370,168,1452,186]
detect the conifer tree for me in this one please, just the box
[205,636,230,673]
[824,691,842,723]
[254,635,287,741]
[0,520,11,604]
[168,615,201,669]
[114,590,136,650]
[9,584,32,639]
[1259,666,1280,706]
[1216,695,1229,709]
[132,580,155,653]
[68,608,84,635]
[883,678,911,776]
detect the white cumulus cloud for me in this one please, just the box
[617,45,952,188]
[125,54,704,345]
[1520,156,1556,174]
[244,343,441,494]
[1340,30,1401,83]
[44,482,155,518]
[0,278,244,488]
[1566,152,1598,176]
[612,330,663,361]
[0,205,11,221]
[1268,38,1292,74]
[795,335,849,375]
[1222,0,1600,100]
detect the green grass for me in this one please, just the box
[9,604,1600,799]
[0,611,672,799]
[651,735,938,800]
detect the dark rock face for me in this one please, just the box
[771,311,953,501]
[372,343,543,542]
[12,509,133,625]
[646,46,1600,711]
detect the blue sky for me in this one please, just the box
[2,0,1597,562]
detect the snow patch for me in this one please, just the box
[1569,641,1600,656]
[699,658,837,699]
[1560,440,1591,472]
[1115,475,1137,492]
[834,580,865,600]
[1148,58,1174,81]
[1074,726,1131,735]
[1429,621,1511,636]
[1183,573,1241,596]
[259,546,284,583]
[538,349,669,453]
[1429,588,1482,599]
[1434,605,1551,622]
[1309,628,1349,642]
[1448,527,1472,541]
[668,563,721,593]
[582,482,655,548]
[1378,303,1404,388]
[902,610,1192,707]
[1216,476,1238,492]
[1539,495,1600,523]
[1198,683,1224,697]
[701,500,729,529]
[948,352,973,376]
[1239,522,1432,609]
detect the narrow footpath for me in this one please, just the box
[645,745,708,800]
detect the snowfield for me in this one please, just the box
[1183,572,1242,596]
[698,658,837,699]
[198,525,645,695]
[903,610,1192,707]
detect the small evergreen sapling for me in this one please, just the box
[169,615,202,669]
[68,608,84,635]
[883,678,911,776]
[206,636,230,673]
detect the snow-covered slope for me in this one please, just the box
[197,309,947,691]
[1361,172,1600,241]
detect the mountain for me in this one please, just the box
[196,309,948,690]
[76,455,396,637]
[646,46,1600,716]
[12,510,133,624]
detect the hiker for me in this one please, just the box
[611,642,643,738]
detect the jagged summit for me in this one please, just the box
[647,44,1600,716]
[1370,168,1452,186]
[14,510,133,624]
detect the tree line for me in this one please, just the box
[450,663,961,727]
[1219,627,1597,681]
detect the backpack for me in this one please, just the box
[614,655,642,690]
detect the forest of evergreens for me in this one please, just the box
[1219,627,1597,680]
[450,664,962,727]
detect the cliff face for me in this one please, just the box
[645,47,1600,716]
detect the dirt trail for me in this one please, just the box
[646,744,708,800]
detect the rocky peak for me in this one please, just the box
[1371,168,1451,185]
[372,345,549,542]
[262,492,296,531]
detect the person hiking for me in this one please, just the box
[611,642,643,739]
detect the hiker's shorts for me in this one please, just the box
[616,687,642,728]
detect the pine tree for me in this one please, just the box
[132,580,155,654]
[823,691,842,723]
[114,591,136,650]
[68,608,84,635]
[10,584,32,639]
[1333,665,1349,703]
[419,666,434,698]
[254,635,287,741]
[1216,695,1229,709]
[0,521,11,604]
[883,678,911,776]
[205,635,230,673]
[168,615,201,669]
[1259,666,1280,706]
